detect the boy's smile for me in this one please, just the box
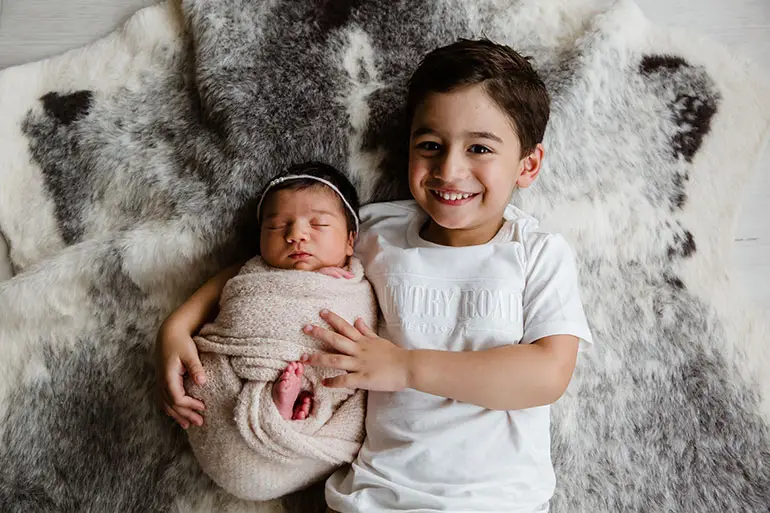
[408,84,543,247]
[429,189,479,204]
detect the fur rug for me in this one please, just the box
[1,0,769,511]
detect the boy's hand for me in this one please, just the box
[155,327,207,429]
[316,266,354,279]
[301,310,409,392]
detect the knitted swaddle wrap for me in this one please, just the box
[185,256,377,501]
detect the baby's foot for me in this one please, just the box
[273,362,304,420]
[292,391,313,420]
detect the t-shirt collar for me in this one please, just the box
[406,209,513,248]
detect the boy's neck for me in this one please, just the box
[420,218,506,247]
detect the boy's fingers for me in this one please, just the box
[164,382,205,411]
[323,373,360,389]
[166,370,188,402]
[304,324,359,355]
[354,318,376,337]
[177,395,206,412]
[173,405,204,427]
[307,353,359,372]
[319,310,361,341]
[184,355,207,385]
[165,376,205,413]
[164,405,190,429]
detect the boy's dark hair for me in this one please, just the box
[259,161,360,234]
[406,38,550,157]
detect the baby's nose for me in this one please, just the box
[285,223,309,242]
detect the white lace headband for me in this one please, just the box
[256,174,359,233]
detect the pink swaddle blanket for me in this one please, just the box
[185,256,377,501]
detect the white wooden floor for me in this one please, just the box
[1,0,769,313]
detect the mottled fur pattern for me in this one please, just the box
[0,0,769,511]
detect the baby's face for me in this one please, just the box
[259,186,354,271]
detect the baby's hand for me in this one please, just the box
[316,266,354,279]
[155,326,207,429]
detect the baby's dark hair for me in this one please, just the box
[258,162,360,234]
[406,38,550,157]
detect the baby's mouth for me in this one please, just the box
[289,251,312,260]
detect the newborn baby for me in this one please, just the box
[159,162,377,501]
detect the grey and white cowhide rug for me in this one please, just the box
[1,0,769,511]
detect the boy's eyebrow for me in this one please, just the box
[411,126,504,144]
[467,131,504,143]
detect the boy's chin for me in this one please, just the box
[429,210,506,236]
[428,215,481,233]
[422,204,477,227]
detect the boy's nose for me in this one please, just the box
[433,149,467,181]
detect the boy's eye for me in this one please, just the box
[265,224,285,231]
[416,141,441,151]
[469,144,491,154]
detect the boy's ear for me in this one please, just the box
[515,144,544,189]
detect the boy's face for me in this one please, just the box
[408,84,543,246]
[259,187,355,271]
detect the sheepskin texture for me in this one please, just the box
[186,256,375,502]
[0,0,769,511]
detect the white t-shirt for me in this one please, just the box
[326,200,593,513]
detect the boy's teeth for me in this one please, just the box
[437,191,471,200]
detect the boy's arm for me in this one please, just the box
[160,262,243,337]
[156,262,243,428]
[305,234,591,410]
[405,335,578,410]
[303,312,578,410]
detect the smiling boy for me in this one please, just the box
[304,39,594,513]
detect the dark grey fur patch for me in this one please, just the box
[315,0,363,33]
[349,1,470,157]
[668,229,697,259]
[22,109,93,244]
[84,246,147,312]
[41,91,93,126]
[664,273,685,290]
[0,337,206,512]
[671,91,718,163]
[640,54,689,74]
[553,263,770,512]
[671,171,689,210]
[640,54,720,163]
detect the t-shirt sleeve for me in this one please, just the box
[521,233,593,350]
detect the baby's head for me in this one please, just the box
[257,162,359,271]
[405,39,551,245]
